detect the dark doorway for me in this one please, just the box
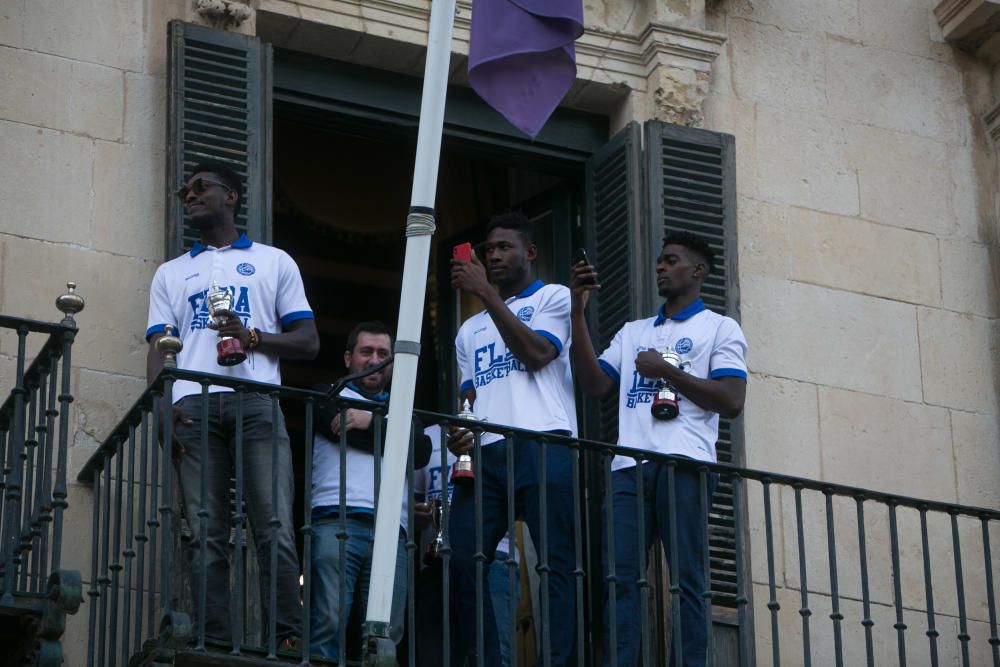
[269,104,586,662]
[272,112,581,409]
[265,46,612,664]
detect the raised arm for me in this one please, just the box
[451,254,557,372]
[569,260,616,398]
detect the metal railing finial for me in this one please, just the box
[155,326,183,368]
[55,282,85,326]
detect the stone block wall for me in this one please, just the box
[705,0,1000,662]
[705,0,1000,503]
[0,0,192,659]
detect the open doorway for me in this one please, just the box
[271,112,581,410]
[269,107,585,661]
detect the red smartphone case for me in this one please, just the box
[453,242,473,263]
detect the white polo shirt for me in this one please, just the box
[311,385,409,529]
[598,298,748,468]
[145,235,314,404]
[455,280,578,446]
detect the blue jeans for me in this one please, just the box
[309,515,408,660]
[603,462,718,667]
[174,392,302,644]
[489,550,520,667]
[449,436,576,667]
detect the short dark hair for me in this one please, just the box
[486,211,536,246]
[346,321,393,354]
[663,231,716,275]
[189,161,243,218]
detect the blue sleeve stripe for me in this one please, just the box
[598,359,620,386]
[711,368,748,380]
[535,329,563,354]
[280,310,314,326]
[145,323,168,341]
[460,380,474,394]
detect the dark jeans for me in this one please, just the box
[603,462,718,667]
[449,435,576,667]
[416,549,519,667]
[174,392,302,643]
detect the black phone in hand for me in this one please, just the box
[573,248,596,286]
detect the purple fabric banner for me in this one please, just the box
[468,0,584,138]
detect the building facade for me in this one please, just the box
[1,0,998,664]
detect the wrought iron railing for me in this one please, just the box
[0,283,85,665]
[77,365,1000,667]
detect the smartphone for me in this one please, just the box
[453,242,473,263]
[573,247,597,285]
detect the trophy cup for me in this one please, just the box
[450,399,477,483]
[206,282,247,366]
[650,349,681,421]
[423,498,446,565]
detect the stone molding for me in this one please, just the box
[195,0,254,29]
[934,0,1000,51]
[578,20,726,80]
[258,0,725,118]
[934,1,1000,146]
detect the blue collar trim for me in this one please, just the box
[348,382,389,403]
[512,279,545,300]
[189,233,253,257]
[654,298,706,326]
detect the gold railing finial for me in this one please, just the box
[156,325,183,368]
[56,282,85,326]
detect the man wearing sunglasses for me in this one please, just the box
[146,162,320,649]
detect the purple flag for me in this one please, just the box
[468,0,584,138]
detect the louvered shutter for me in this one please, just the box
[165,20,272,259]
[644,120,741,610]
[581,122,648,445]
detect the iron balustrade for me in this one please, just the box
[0,314,76,600]
[0,287,85,665]
[77,367,1000,666]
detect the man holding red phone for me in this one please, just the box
[447,212,578,667]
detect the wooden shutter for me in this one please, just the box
[165,20,272,259]
[644,120,741,610]
[581,122,647,445]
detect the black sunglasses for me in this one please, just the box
[176,177,232,201]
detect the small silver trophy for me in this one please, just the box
[423,498,446,565]
[206,282,246,366]
[450,399,477,483]
[651,349,681,420]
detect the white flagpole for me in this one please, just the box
[362,0,457,660]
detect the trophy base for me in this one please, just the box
[651,400,679,421]
[450,468,474,483]
[423,550,443,566]
[217,337,247,366]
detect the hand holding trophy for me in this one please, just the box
[650,348,681,420]
[206,282,247,366]
[449,399,478,483]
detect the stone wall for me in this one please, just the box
[703,1,1000,663]
[0,0,191,657]
[702,0,998,504]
